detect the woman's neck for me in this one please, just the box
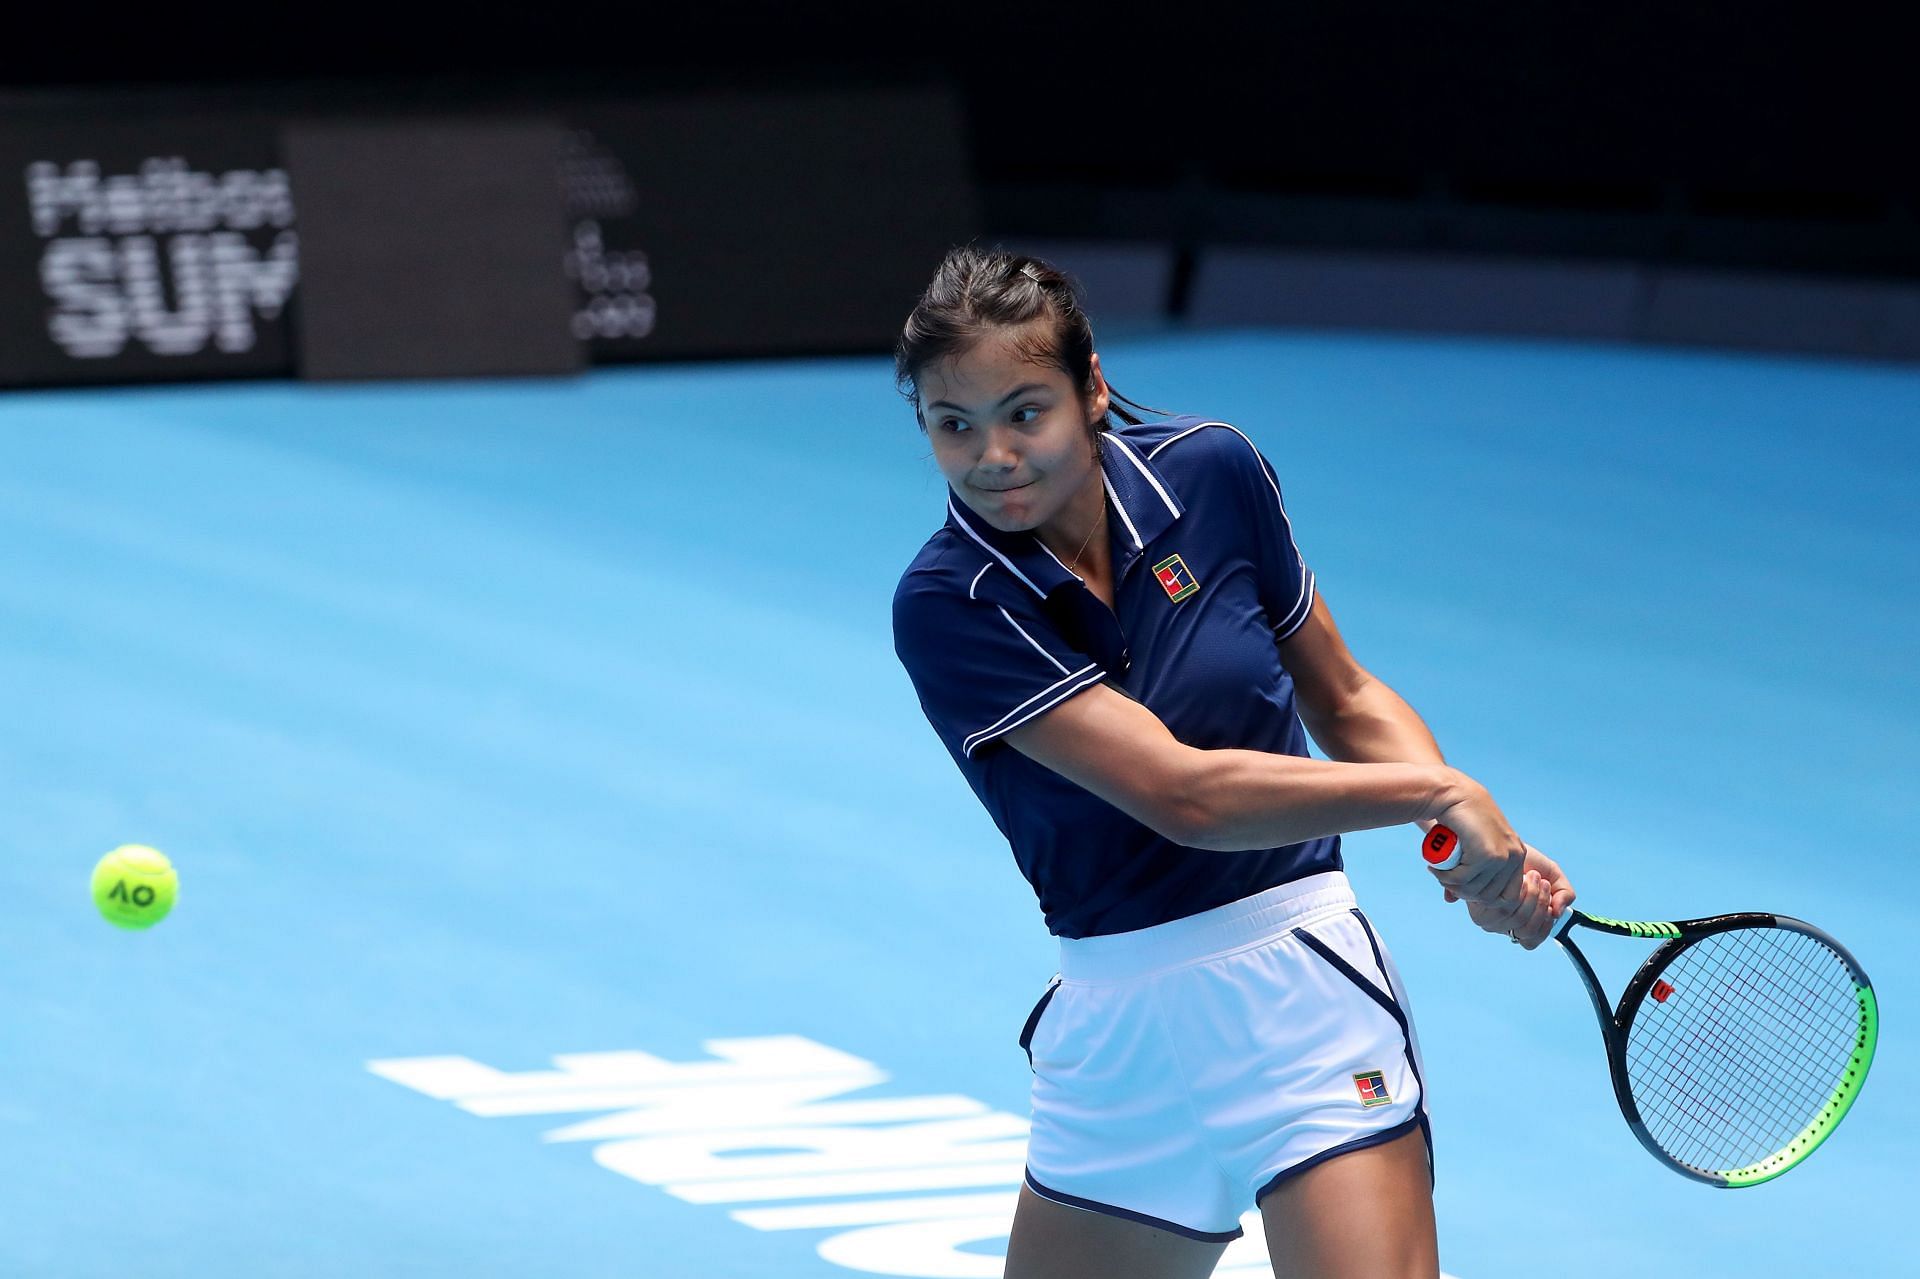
[1037,473,1110,585]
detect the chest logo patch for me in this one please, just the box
[1152,554,1200,603]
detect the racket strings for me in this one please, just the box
[1627,930,1855,1169]
[1623,927,1859,1174]
[1644,937,1843,1155]
[1631,939,1839,1169]
[1636,931,1856,1168]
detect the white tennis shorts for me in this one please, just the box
[1018,871,1429,1241]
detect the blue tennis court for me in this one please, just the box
[5,330,1914,1277]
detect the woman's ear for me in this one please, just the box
[1086,352,1112,424]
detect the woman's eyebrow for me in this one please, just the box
[924,383,1049,413]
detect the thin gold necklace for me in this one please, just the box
[1065,506,1104,575]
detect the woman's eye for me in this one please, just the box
[1011,406,1041,424]
[938,418,969,434]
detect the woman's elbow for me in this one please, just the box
[1083,737,1235,849]
[1139,749,1273,851]
[1141,785,1231,850]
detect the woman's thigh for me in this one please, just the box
[1257,1127,1437,1279]
[1004,1185,1231,1279]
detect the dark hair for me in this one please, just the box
[894,245,1162,432]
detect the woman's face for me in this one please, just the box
[919,326,1109,534]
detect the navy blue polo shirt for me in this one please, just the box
[892,415,1340,938]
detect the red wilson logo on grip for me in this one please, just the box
[1422,827,1458,865]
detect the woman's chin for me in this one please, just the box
[968,491,1043,531]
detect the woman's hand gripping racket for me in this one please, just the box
[1422,824,1878,1187]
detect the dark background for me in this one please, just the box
[4,1,1917,385]
[10,2,1913,272]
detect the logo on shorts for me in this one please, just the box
[1353,1070,1391,1107]
[1152,554,1199,602]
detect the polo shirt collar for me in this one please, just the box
[943,429,1186,598]
[1098,431,1185,564]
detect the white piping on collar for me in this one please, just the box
[947,496,1046,596]
[1104,432,1182,517]
[1100,468,1145,551]
[1033,538,1075,576]
[967,563,994,600]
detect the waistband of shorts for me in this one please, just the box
[1057,872,1357,982]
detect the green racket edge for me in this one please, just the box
[1718,982,1878,1187]
[1423,833,1879,1188]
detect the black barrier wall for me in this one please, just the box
[565,85,977,362]
[286,119,583,381]
[0,82,979,387]
[5,52,1916,385]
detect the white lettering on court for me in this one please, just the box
[370,1035,1463,1278]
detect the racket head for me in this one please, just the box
[1564,910,1877,1187]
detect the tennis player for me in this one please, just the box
[891,247,1576,1279]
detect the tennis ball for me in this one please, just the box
[91,845,178,930]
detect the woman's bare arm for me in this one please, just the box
[1282,594,1447,767]
[1002,680,1526,904]
[1282,591,1574,937]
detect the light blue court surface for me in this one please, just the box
[4,331,1916,1278]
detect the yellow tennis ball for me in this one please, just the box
[91,845,178,930]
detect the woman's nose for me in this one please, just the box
[978,425,1018,468]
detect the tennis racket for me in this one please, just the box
[1422,824,1877,1186]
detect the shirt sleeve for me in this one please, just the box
[1224,428,1318,641]
[893,569,1109,759]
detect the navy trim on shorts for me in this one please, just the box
[1353,908,1392,979]
[1253,1113,1423,1204]
[1348,908,1434,1180]
[1291,912,1434,1187]
[1024,1169,1245,1243]
[1018,976,1062,1069]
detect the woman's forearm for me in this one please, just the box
[1178,750,1470,852]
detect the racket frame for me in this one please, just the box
[1554,908,1878,1187]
